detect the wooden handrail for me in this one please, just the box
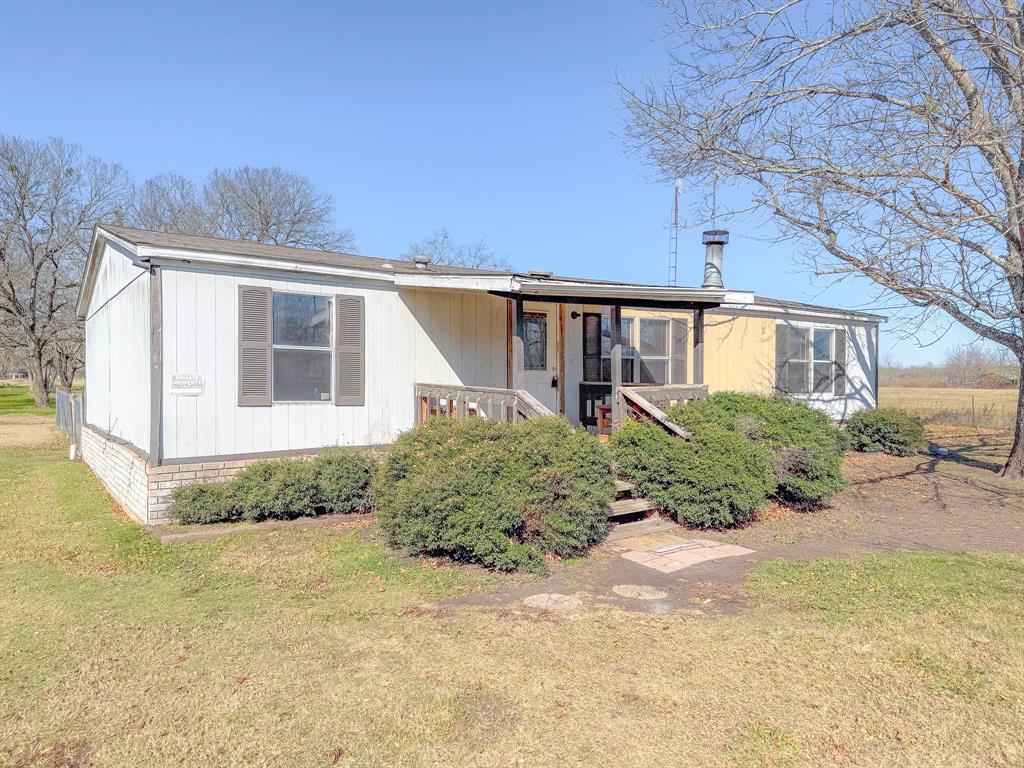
[616,384,709,440]
[414,383,554,424]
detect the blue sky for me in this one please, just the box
[0,0,980,363]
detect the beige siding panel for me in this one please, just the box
[703,312,776,394]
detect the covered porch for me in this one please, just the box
[403,269,745,434]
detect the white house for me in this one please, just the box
[77,224,882,523]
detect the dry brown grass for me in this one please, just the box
[0,414,63,451]
[879,386,1017,429]
[2,420,1023,767]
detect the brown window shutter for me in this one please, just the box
[335,294,364,406]
[833,328,847,396]
[671,318,688,384]
[238,285,272,406]
[775,324,789,393]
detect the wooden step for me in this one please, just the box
[608,497,658,519]
[615,479,634,494]
[606,515,679,542]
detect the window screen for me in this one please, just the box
[272,292,332,401]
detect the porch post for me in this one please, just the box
[610,303,623,428]
[693,307,705,385]
[511,296,525,391]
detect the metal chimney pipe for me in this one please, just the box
[701,229,728,289]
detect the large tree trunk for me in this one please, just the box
[1003,361,1024,479]
[26,348,49,408]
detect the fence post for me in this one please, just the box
[68,393,78,460]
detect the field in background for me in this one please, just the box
[879,386,1017,429]
[0,384,54,416]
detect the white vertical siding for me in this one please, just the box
[159,270,506,460]
[83,243,151,453]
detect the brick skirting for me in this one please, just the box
[82,425,313,524]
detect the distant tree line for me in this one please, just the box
[0,134,504,406]
[881,344,1017,389]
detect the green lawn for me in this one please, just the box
[0,384,55,416]
[2,421,1023,767]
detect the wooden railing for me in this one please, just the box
[616,384,709,440]
[414,383,554,424]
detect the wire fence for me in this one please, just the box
[55,389,84,456]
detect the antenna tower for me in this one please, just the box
[667,178,681,286]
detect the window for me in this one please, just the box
[583,311,687,385]
[637,318,669,384]
[600,314,635,382]
[272,292,332,402]
[812,329,833,394]
[775,324,847,396]
[523,311,548,370]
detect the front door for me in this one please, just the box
[520,304,559,413]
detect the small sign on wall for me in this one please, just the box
[170,373,204,396]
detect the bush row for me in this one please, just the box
[374,417,615,574]
[170,448,376,524]
[612,392,848,528]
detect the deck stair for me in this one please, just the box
[607,480,676,541]
[608,479,658,523]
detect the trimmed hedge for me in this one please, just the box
[611,420,775,528]
[845,408,925,456]
[666,392,846,509]
[169,448,376,524]
[374,416,615,573]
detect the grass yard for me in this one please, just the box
[879,385,1018,430]
[2,417,1023,766]
[0,384,55,417]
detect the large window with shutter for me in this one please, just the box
[238,286,364,407]
[775,323,847,396]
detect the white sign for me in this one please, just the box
[170,373,204,396]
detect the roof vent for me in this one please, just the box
[528,270,553,278]
[412,253,430,270]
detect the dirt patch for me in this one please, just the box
[459,428,1024,616]
[0,415,63,451]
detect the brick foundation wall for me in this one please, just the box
[146,460,254,523]
[81,425,151,523]
[82,426,321,524]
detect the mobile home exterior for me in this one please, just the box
[77,225,882,523]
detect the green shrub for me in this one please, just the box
[169,449,376,524]
[169,482,239,525]
[313,448,376,513]
[611,420,774,528]
[230,460,322,522]
[374,416,615,573]
[667,392,846,509]
[845,408,926,456]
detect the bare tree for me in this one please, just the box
[131,172,206,234]
[203,167,355,251]
[134,166,355,252]
[403,228,511,270]
[623,0,1024,477]
[0,136,130,406]
[944,343,993,387]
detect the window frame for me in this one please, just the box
[271,290,334,404]
[778,323,848,397]
[596,313,683,385]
